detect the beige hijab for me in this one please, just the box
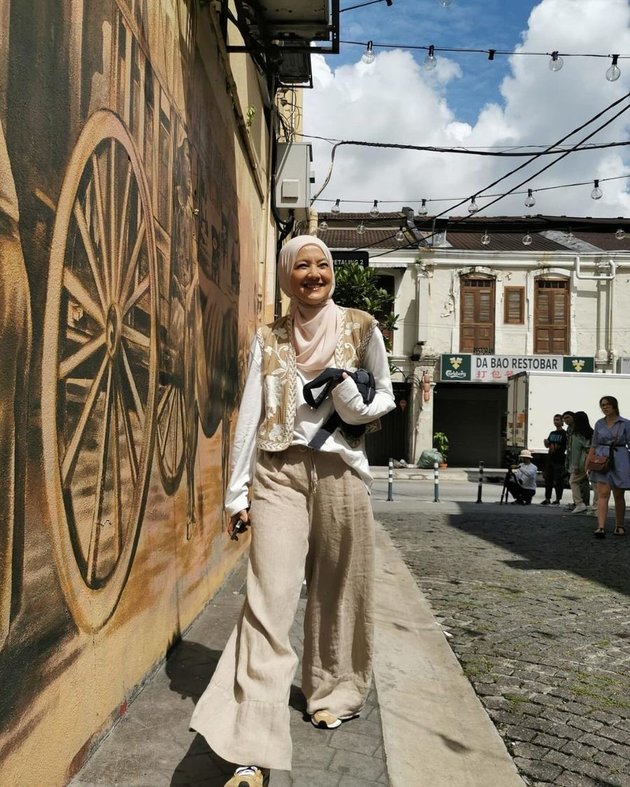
[278,235,339,374]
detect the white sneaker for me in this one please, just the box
[571,504,588,514]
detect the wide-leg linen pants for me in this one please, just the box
[190,446,375,771]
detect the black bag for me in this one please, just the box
[303,367,375,408]
[303,367,376,449]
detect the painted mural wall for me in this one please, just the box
[0,1,264,783]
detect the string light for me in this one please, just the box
[606,54,621,82]
[468,196,479,213]
[481,231,491,246]
[395,227,405,242]
[549,51,564,72]
[331,199,341,214]
[616,228,626,239]
[361,41,375,64]
[424,44,437,71]
[314,173,630,212]
[591,179,603,200]
[342,40,630,82]
[522,233,533,246]
[524,188,536,208]
[357,221,366,234]
[319,220,328,231]
[370,199,380,217]
[439,0,452,6]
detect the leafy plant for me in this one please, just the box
[333,261,399,351]
[433,431,449,462]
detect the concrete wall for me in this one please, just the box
[0,2,272,784]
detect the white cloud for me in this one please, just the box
[303,0,630,218]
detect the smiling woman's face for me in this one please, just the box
[289,244,333,307]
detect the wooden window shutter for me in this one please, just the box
[459,276,495,353]
[504,287,525,324]
[534,280,569,354]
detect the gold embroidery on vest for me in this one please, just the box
[256,307,377,451]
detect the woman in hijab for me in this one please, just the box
[190,235,395,787]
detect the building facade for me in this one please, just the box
[315,211,630,467]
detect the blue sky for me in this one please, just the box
[337,0,536,125]
[303,0,630,218]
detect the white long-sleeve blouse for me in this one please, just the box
[224,326,396,516]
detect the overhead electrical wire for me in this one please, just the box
[310,90,630,208]
[301,132,630,158]
[325,91,630,257]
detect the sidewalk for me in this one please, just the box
[71,524,524,787]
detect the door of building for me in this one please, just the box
[366,382,410,465]
[433,383,507,467]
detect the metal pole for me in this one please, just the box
[387,457,394,501]
[433,461,440,503]
[476,461,484,503]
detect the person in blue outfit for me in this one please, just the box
[587,395,630,538]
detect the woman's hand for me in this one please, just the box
[228,510,250,540]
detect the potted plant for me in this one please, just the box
[433,431,449,467]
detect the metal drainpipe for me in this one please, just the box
[608,273,616,370]
[574,255,617,368]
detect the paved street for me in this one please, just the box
[373,478,630,787]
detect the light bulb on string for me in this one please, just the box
[370,200,380,217]
[615,228,625,240]
[549,51,564,72]
[439,0,452,6]
[591,179,603,200]
[318,220,328,231]
[331,199,341,215]
[481,231,491,246]
[361,41,375,65]
[524,189,536,208]
[419,198,428,216]
[468,196,478,214]
[424,45,437,71]
[357,222,366,235]
[522,233,533,247]
[395,227,405,242]
[606,54,621,82]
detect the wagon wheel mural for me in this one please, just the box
[155,276,198,496]
[156,230,198,495]
[41,109,159,633]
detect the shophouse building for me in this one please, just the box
[314,210,630,467]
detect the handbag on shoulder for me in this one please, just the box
[585,452,611,474]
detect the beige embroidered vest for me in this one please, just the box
[256,306,378,451]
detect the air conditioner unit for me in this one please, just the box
[274,142,313,221]
[617,357,630,374]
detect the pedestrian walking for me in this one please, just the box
[587,396,630,538]
[540,414,567,505]
[565,411,593,514]
[506,449,538,505]
[190,235,395,787]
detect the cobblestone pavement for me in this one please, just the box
[375,494,630,787]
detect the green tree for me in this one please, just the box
[333,262,398,351]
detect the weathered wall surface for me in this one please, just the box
[0,1,268,784]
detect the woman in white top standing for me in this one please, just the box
[190,235,395,787]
